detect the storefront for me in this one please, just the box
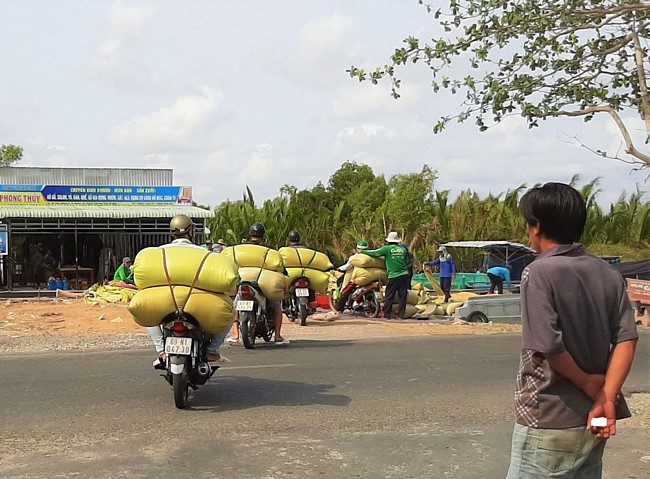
[0,172,212,290]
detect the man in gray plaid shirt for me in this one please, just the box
[506,183,638,478]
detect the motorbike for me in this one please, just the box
[328,278,382,318]
[283,276,315,326]
[236,281,275,349]
[159,311,220,409]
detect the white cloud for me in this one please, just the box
[281,12,355,88]
[333,81,424,118]
[89,0,159,75]
[109,86,223,152]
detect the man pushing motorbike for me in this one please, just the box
[147,214,231,368]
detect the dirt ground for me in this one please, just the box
[0,298,523,340]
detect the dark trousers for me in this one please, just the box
[383,275,410,319]
[488,273,504,294]
[440,276,452,302]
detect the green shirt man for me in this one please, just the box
[113,257,134,284]
[361,232,410,319]
[362,242,409,279]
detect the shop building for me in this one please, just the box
[0,167,212,290]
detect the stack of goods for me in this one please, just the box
[128,247,239,334]
[221,244,286,301]
[347,254,388,286]
[278,247,333,294]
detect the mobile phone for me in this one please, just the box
[590,417,607,427]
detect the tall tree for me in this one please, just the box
[0,144,23,166]
[349,1,650,167]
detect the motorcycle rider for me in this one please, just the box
[226,222,290,346]
[287,229,302,247]
[334,240,369,312]
[148,214,231,368]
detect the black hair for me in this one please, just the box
[519,182,586,244]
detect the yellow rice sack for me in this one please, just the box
[446,302,464,316]
[132,247,239,294]
[279,247,333,271]
[351,267,388,286]
[221,244,284,273]
[391,304,419,318]
[349,254,386,269]
[407,290,419,305]
[238,267,287,302]
[128,286,233,334]
[285,267,330,294]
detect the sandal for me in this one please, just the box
[274,338,290,346]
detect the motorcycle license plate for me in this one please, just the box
[295,288,309,297]
[236,300,254,311]
[165,337,192,355]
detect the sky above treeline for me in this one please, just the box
[2,0,648,208]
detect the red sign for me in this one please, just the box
[626,278,650,303]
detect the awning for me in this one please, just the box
[0,204,213,219]
[441,240,535,254]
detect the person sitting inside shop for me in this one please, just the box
[114,257,134,284]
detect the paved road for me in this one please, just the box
[1,332,648,478]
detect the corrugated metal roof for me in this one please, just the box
[0,167,173,186]
[0,204,213,219]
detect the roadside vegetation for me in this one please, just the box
[207,162,650,270]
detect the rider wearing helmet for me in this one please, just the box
[147,214,231,368]
[226,223,290,346]
[287,229,302,248]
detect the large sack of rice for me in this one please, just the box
[128,286,233,334]
[238,266,286,302]
[285,267,330,294]
[279,247,333,271]
[349,254,386,269]
[351,267,388,286]
[221,244,284,273]
[391,304,419,318]
[132,247,239,294]
[407,290,420,306]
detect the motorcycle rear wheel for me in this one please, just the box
[361,291,381,318]
[240,312,256,349]
[173,358,190,409]
[299,302,308,326]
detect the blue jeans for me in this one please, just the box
[506,423,606,478]
[147,324,231,355]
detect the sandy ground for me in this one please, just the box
[0,297,522,341]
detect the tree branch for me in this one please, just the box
[552,106,650,164]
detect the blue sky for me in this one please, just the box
[1,0,648,208]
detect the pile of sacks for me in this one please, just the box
[278,247,333,294]
[346,254,388,286]
[221,244,286,301]
[128,247,240,334]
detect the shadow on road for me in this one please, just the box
[188,376,351,411]
[234,339,357,349]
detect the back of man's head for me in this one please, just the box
[520,182,586,244]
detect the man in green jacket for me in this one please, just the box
[113,257,134,284]
[362,232,410,319]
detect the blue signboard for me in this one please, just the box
[0,185,192,204]
[40,185,184,203]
